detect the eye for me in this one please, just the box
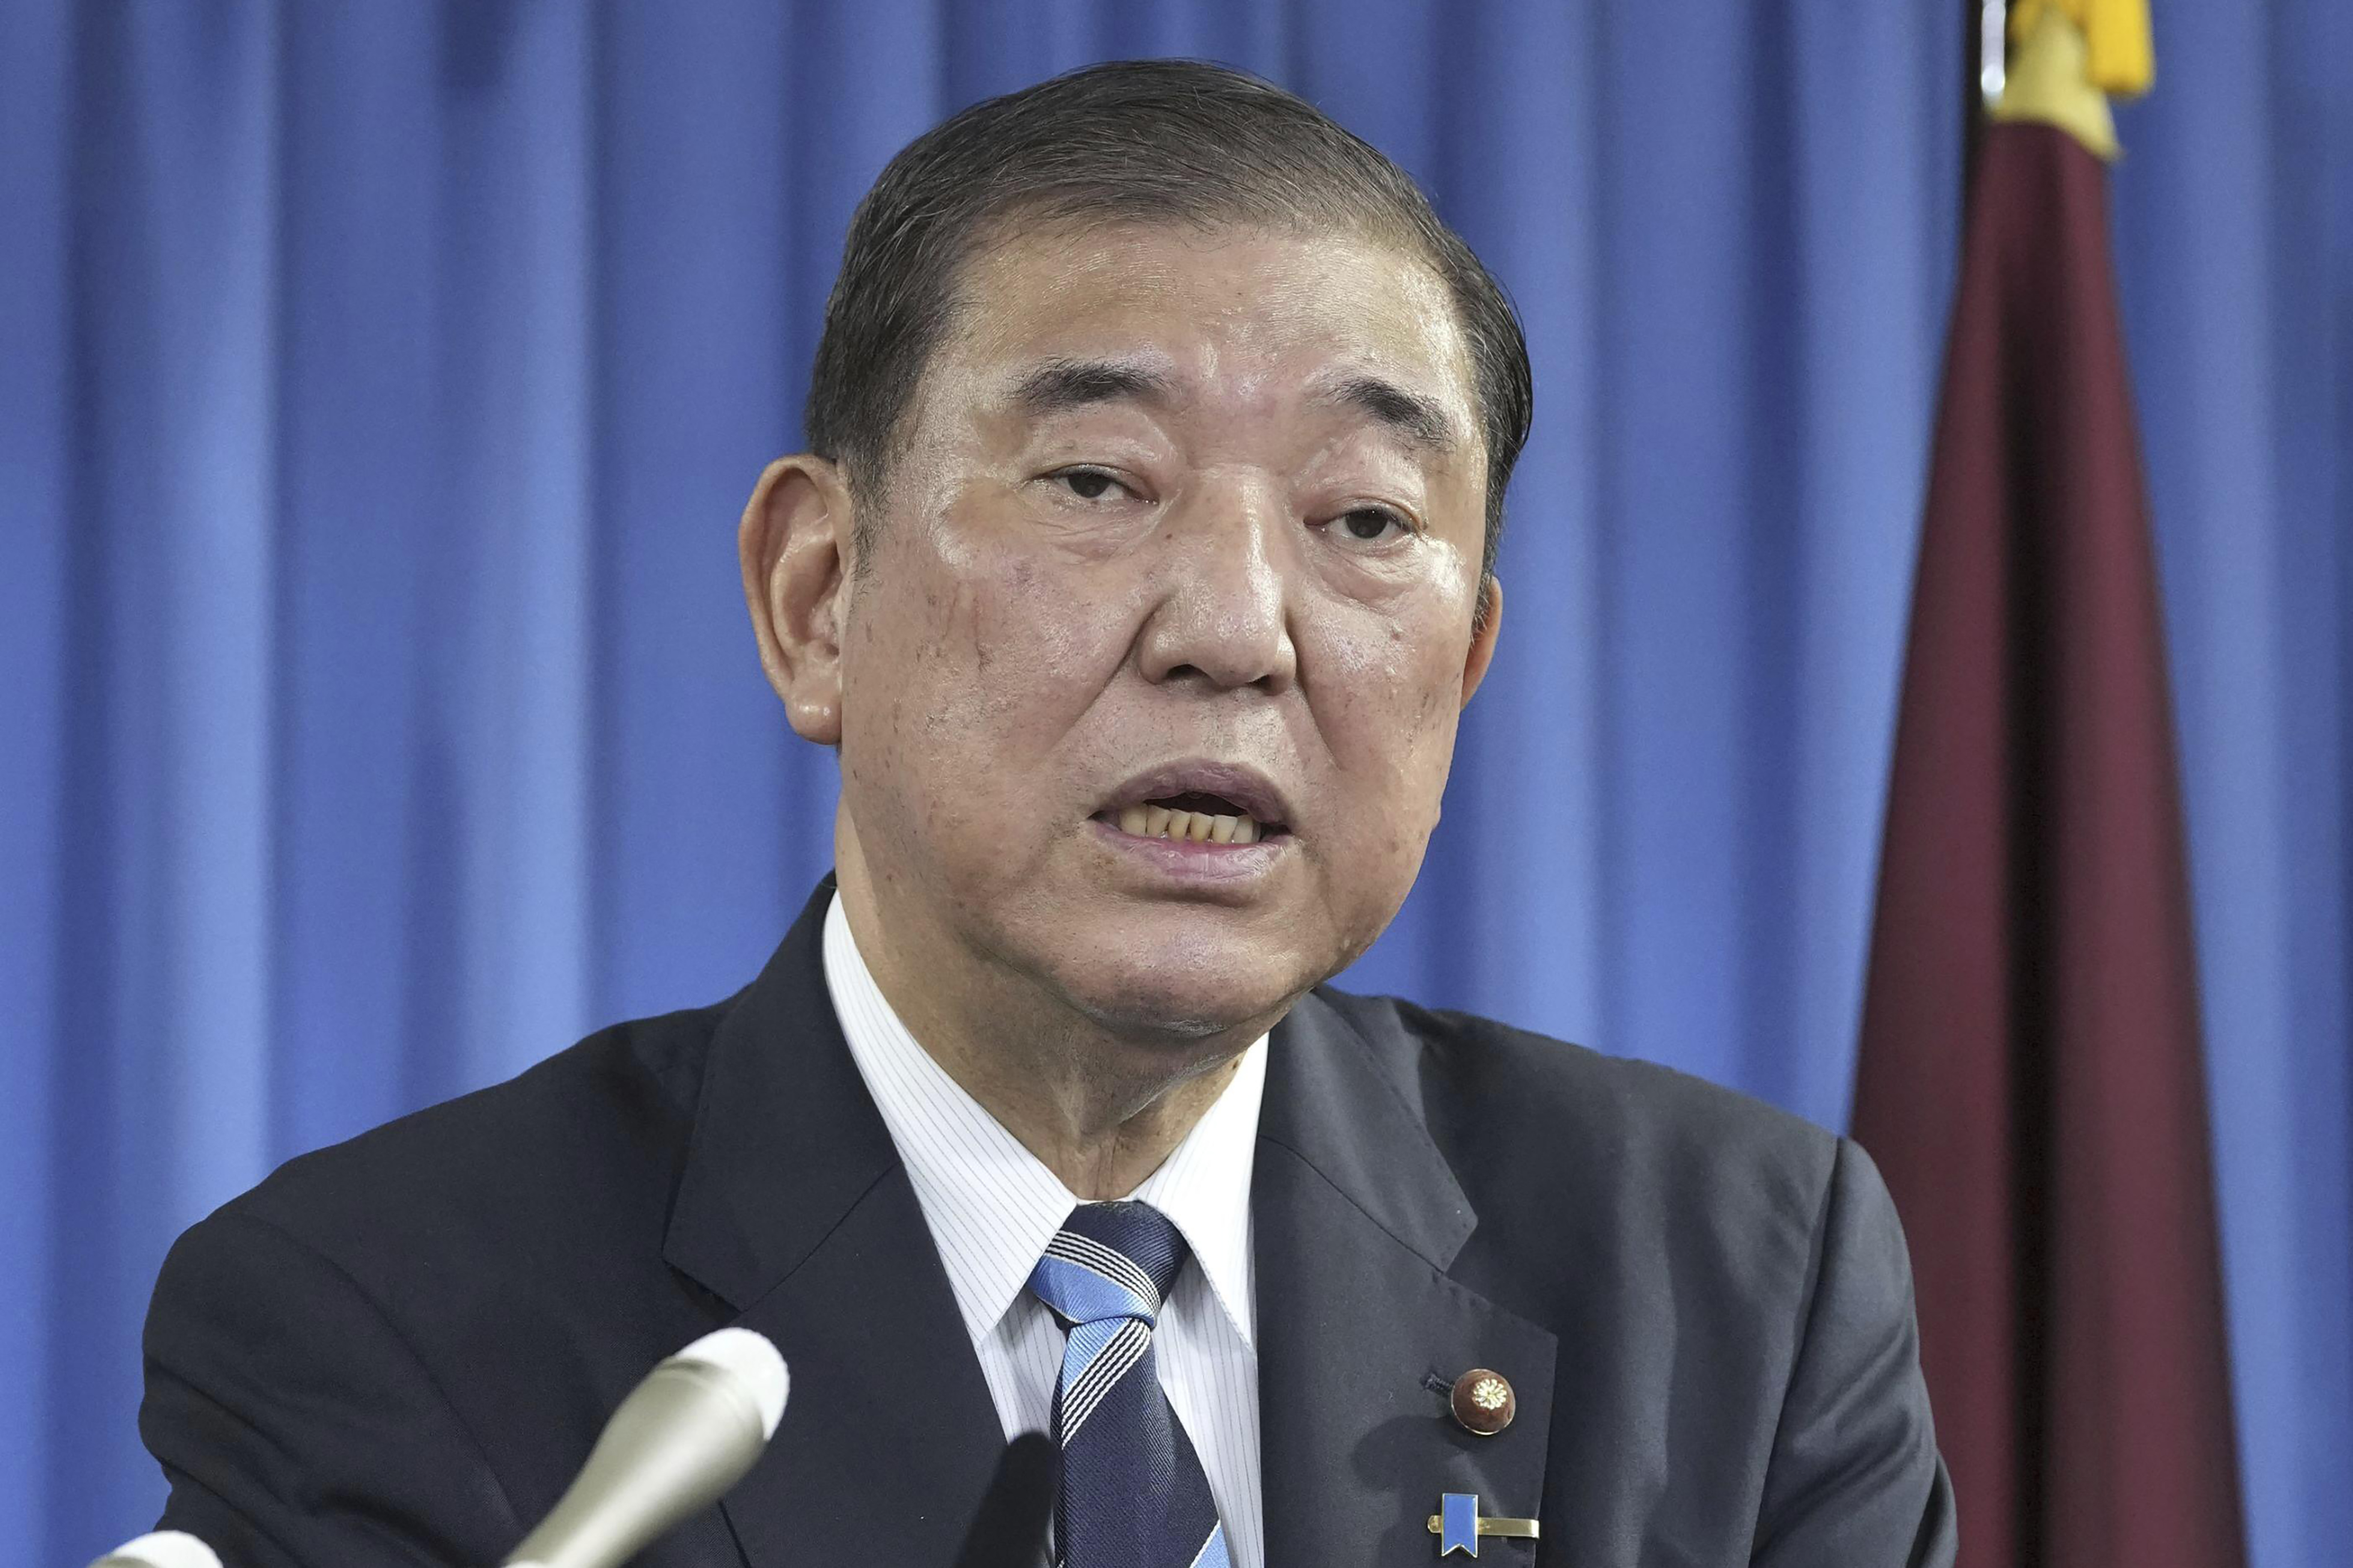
[1050,467,1129,502]
[1332,505,1413,544]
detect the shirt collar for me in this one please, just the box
[822,891,1265,1349]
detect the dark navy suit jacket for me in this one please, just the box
[143,880,1957,1566]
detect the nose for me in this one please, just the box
[1134,481,1298,694]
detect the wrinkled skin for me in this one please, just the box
[741,222,1501,1192]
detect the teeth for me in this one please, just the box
[1108,804,1273,844]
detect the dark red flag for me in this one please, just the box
[1849,118,2248,1568]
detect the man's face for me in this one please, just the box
[834,221,1498,1036]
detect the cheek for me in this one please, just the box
[1313,609,1469,905]
[984,553,1118,694]
[886,517,1132,760]
[1320,606,1468,776]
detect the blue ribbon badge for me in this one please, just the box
[1438,1492,1481,1557]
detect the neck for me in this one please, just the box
[834,832,1264,1201]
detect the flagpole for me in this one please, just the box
[1965,1,2001,200]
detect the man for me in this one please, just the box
[142,61,1955,1568]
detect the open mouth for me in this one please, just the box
[1096,791,1287,846]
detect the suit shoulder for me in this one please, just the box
[210,996,732,1278]
[1311,986,1840,1230]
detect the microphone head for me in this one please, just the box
[89,1532,223,1568]
[503,1328,792,1568]
[670,1327,788,1440]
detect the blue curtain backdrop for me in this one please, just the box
[2,4,2345,1566]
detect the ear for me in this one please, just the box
[1459,573,1503,707]
[738,454,855,745]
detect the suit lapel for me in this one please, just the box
[1257,993,1558,1564]
[661,887,1560,1565]
[663,881,1005,1567]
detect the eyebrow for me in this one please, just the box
[1320,374,1464,456]
[1011,357,1176,418]
[1008,356,1465,456]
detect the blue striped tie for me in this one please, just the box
[1027,1201,1229,1568]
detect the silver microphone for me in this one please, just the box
[88,1532,223,1568]
[504,1327,789,1568]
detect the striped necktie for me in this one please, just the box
[1026,1201,1229,1568]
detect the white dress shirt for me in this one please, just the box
[822,893,1266,1568]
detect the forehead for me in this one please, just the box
[932,220,1481,430]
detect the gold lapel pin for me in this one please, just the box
[1429,1493,1540,1556]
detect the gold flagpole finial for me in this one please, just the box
[1989,0,2154,160]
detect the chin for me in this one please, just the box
[1043,936,1316,1043]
